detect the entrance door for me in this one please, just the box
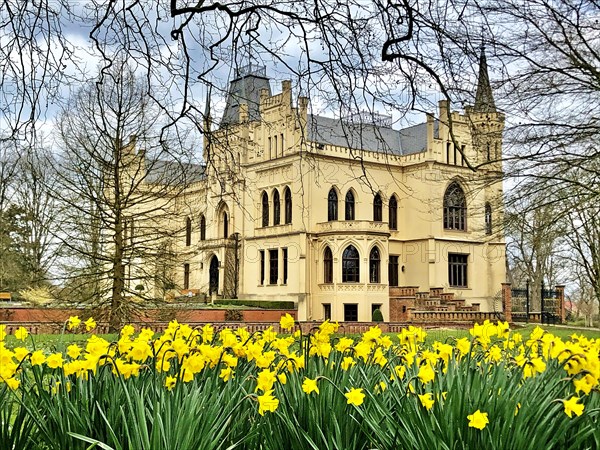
[209,256,219,295]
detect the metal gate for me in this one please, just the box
[511,282,560,324]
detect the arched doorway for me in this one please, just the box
[209,255,219,295]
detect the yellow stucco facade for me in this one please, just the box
[135,57,506,322]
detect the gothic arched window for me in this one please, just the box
[324,246,333,283]
[262,191,269,227]
[369,246,381,283]
[389,196,398,230]
[342,245,360,283]
[284,187,292,224]
[443,182,466,231]
[373,193,382,222]
[328,188,338,221]
[200,215,206,241]
[345,190,355,220]
[273,189,281,226]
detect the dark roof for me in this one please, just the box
[474,46,496,113]
[145,159,206,185]
[220,71,272,127]
[306,114,436,155]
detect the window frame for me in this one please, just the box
[342,245,360,283]
[262,191,269,227]
[389,196,398,230]
[200,215,206,241]
[345,190,355,220]
[443,182,467,231]
[284,187,292,224]
[369,246,381,283]
[269,249,279,285]
[323,246,333,284]
[328,188,338,221]
[448,253,468,288]
[485,202,492,235]
[373,193,382,222]
[344,304,358,322]
[388,255,399,287]
[273,189,281,225]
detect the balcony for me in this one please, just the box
[316,220,390,235]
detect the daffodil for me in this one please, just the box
[345,388,365,406]
[5,377,20,390]
[302,377,319,395]
[257,390,279,415]
[165,376,177,391]
[418,393,435,411]
[219,367,234,382]
[418,363,435,384]
[14,327,29,341]
[467,410,489,430]
[67,316,81,330]
[562,396,584,418]
[46,353,64,369]
[279,313,295,330]
[30,350,46,366]
[84,317,97,331]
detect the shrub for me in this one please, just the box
[372,308,384,322]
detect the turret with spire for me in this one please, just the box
[467,45,505,168]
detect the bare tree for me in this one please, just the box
[53,60,196,330]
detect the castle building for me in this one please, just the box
[141,50,506,322]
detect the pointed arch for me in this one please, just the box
[342,245,360,283]
[284,186,292,224]
[223,211,229,238]
[328,188,338,221]
[273,188,281,225]
[369,246,381,283]
[443,182,466,231]
[200,214,206,241]
[373,193,383,222]
[389,195,398,230]
[261,191,269,227]
[323,246,333,284]
[345,190,355,220]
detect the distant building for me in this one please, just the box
[129,50,506,322]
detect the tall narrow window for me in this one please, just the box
[373,193,382,222]
[284,187,292,224]
[259,250,265,285]
[200,215,206,241]
[388,255,399,287]
[282,248,288,284]
[280,133,284,156]
[324,246,333,283]
[262,192,269,227]
[268,137,272,158]
[223,212,228,238]
[342,245,360,283]
[185,217,192,246]
[345,190,355,220]
[369,246,381,283]
[443,182,466,231]
[274,135,278,158]
[323,304,331,320]
[183,263,190,290]
[273,189,281,225]
[389,196,397,230]
[485,202,492,235]
[328,188,338,221]
[269,249,278,285]
[448,253,468,287]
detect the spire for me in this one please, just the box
[474,46,496,113]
